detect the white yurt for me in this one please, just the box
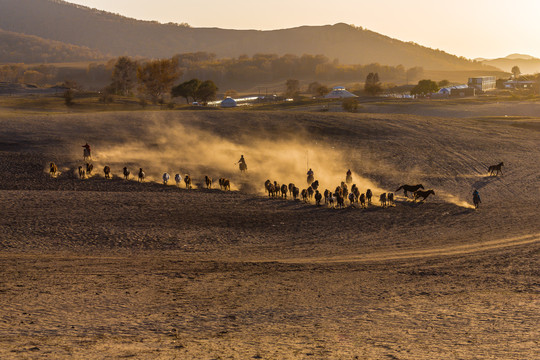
[220,97,238,108]
[324,86,358,99]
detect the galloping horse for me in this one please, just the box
[184,175,192,189]
[86,163,93,176]
[346,174,352,185]
[488,162,504,176]
[78,166,86,179]
[395,184,424,197]
[379,193,387,208]
[414,189,435,202]
[205,176,212,189]
[103,166,111,179]
[123,167,130,180]
[387,192,395,206]
[307,174,314,186]
[162,173,170,185]
[138,168,145,183]
[366,189,373,204]
[280,184,288,198]
[49,162,58,177]
[175,174,182,186]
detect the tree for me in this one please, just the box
[364,72,382,96]
[194,80,218,105]
[410,79,439,96]
[511,65,521,79]
[308,81,329,97]
[285,79,300,99]
[342,98,359,112]
[171,78,201,104]
[110,56,137,96]
[438,79,450,88]
[137,58,181,104]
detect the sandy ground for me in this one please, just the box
[0,107,539,359]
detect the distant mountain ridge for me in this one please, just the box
[0,0,498,71]
[478,54,540,75]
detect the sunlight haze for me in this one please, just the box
[65,0,540,59]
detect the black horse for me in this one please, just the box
[414,189,435,202]
[396,184,424,197]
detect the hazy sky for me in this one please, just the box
[65,0,540,60]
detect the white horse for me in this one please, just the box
[174,174,181,186]
[162,173,170,185]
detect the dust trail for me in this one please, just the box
[86,118,386,195]
[438,191,475,209]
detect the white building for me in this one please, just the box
[220,97,238,108]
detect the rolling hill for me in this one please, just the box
[0,28,106,63]
[479,54,540,75]
[0,0,498,71]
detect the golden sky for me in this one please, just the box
[66,0,540,60]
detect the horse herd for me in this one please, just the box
[48,162,232,191]
[264,176,436,209]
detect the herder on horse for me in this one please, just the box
[82,142,91,161]
[237,155,247,172]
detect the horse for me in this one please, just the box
[395,184,424,197]
[311,180,319,191]
[49,162,58,177]
[414,189,435,202]
[103,166,111,179]
[335,192,344,209]
[123,167,130,180]
[359,193,366,208]
[281,184,288,198]
[312,190,321,205]
[138,168,145,183]
[77,166,86,179]
[220,178,230,191]
[267,183,276,197]
[239,162,247,173]
[205,176,212,189]
[307,186,314,199]
[473,193,481,209]
[348,192,355,206]
[184,175,192,189]
[288,183,295,195]
[307,174,314,186]
[351,185,360,202]
[488,162,504,176]
[301,189,308,203]
[162,173,170,185]
[175,174,182,186]
[292,187,300,200]
[86,163,93,176]
[341,184,348,199]
[366,189,372,204]
[324,189,330,204]
[379,193,387,208]
[387,192,395,206]
[264,180,272,194]
[346,174,352,185]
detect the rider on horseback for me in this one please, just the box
[346,169,351,176]
[307,168,314,177]
[473,190,481,208]
[238,155,247,172]
[82,142,91,159]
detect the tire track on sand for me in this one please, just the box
[277,233,540,264]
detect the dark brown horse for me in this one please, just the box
[184,175,192,189]
[103,166,111,179]
[49,162,58,177]
[379,193,387,208]
[414,189,435,202]
[395,184,424,197]
[123,167,130,180]
[138,168,145,183]
[205,175,212,189]
[488,162,504,176]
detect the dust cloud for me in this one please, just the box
[87,118,384,195]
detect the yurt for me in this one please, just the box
[324,86,358,99]
[220,97,237,108]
